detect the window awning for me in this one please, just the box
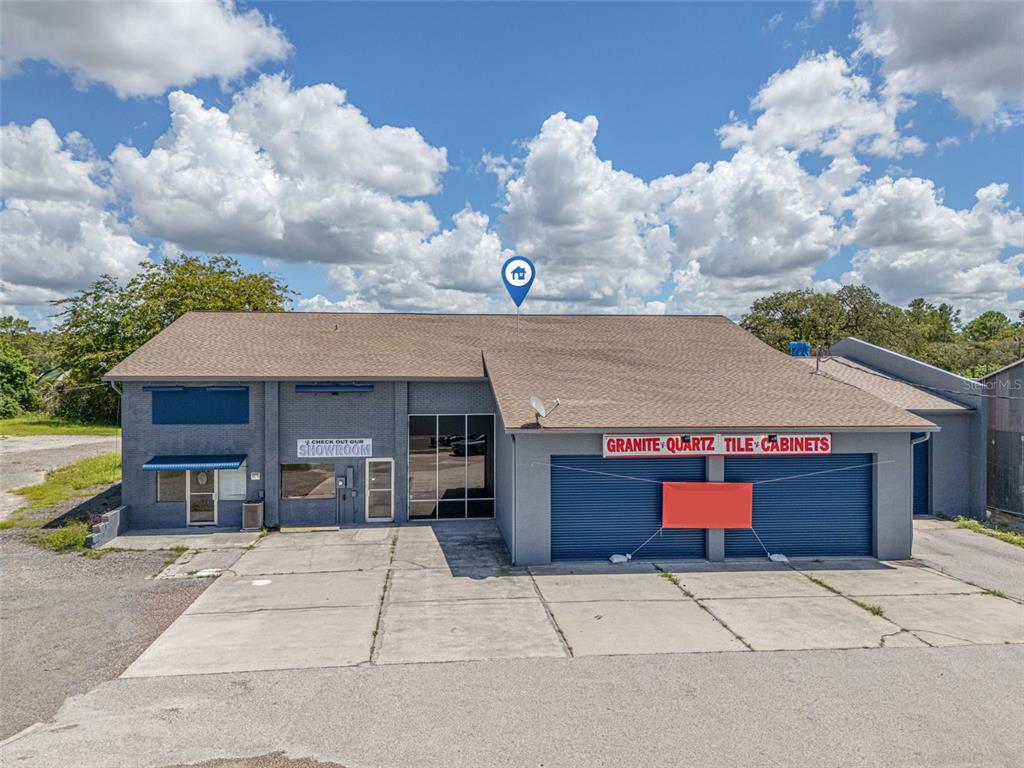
[142,455,247,471]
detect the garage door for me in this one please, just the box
[724,454,873,558]
[550,455,705,561]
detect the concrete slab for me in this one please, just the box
[669,569,833,600]
[702,596,899,651]
[122,606,377,677]
[259,528,396,549]
[156,549,244,579]
[388,568,534,603]
[232,542,392,575]
[532,572,683,603]
[185,570,386,614]
[547,599,747,656]
[390,541,451,570]
[376,599,565,664]
[913,518,1024,602]
[529,561,659,576]
[103,530,262,550]
[871,593,1024,647]
[798,562,984,597]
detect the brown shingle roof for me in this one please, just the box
[797,356,970,413]
[105,311,935,431]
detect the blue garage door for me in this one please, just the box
[550,456,705,561]
[912,438,929,515]
[724,454,873,558]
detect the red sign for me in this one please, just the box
[602,433,832,458]
[662,482,753,529]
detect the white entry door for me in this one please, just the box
[187,469,218,525]
[365,459,394,522]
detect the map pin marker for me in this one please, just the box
[501,256,536,308]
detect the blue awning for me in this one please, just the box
[142,455,247,471]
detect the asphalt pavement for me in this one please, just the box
[913,518,1024,602]
[2,645,1022,767]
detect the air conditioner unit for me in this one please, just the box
[242,501,264,531]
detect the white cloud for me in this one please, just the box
[0,120,147,302]
[112,75,446,264]
[1,0,291,98]
[718,52,924,157]
[843,178,1024,312]
[856,0,1024,126]
[492,113,672,308]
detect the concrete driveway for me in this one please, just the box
[912,517,1024,602]
[122,521,1024,678]
[0,434,120,519]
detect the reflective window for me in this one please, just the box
[407,414,495,519]
[281,463,335,499]
[157,470,185,502]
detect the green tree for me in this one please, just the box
[0,342,40,418]
[963,310,1013,343]
[52,254,292,422]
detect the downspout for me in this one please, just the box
[910,433,930,446]
[511,433,517,566]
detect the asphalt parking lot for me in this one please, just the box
[122,521,1024,678]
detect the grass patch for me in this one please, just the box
[851,599,886,617]
[804,574,842,596]
[0,414,120,437]
[12,453,121,510]
[0,515,46,530]
[984,589,1007,599]
[32,521,104,558]
[955,517,1024,549]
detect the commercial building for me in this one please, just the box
[104,312,939,565]
[801,337,989,520]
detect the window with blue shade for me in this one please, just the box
[149,386,249,425]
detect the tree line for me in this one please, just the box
[1,257,1020,422]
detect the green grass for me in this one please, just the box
[0,414,120,437]
[31,521,104,558]
[955,517,1024,549]
[12,453,121,509]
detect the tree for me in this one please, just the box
[963,311,1012,343]
[0,342,39,418]
[52,255,292,422]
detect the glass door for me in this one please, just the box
[187,469,217,525]
[365,459,394,521]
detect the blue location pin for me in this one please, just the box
[501,256,536,307]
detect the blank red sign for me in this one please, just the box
[662,482,753,529]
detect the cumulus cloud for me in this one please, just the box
[491,113,672,308]
[843,179,1024,312]
[112,75,446,264]
[1,0,291,98]
[0,120,147,304]
[718,52,924,157]
[856,0,1024,126]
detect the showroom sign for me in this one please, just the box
[297,438,372,458]
[602,433,832,458]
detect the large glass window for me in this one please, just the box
[157,470,185,502]
[408,414,495,519]
[219,463,247,501]
[281,463,335,499]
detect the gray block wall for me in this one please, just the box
[120,378,501,530]
[120,381,266,530]
[921,412,974,518]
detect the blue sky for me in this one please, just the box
[2,1,1022,324]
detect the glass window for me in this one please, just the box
[437,415,466,501]
[157,470,185,502]
[407,414,495,519]
[219,463,247,501]
[281,463,335,499]
[408,415,437,501]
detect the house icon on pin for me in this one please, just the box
[511,265,527,281]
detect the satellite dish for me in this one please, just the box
[530,395,547,418]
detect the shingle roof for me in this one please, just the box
[797,356,970,413]
[105,311,935,431]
